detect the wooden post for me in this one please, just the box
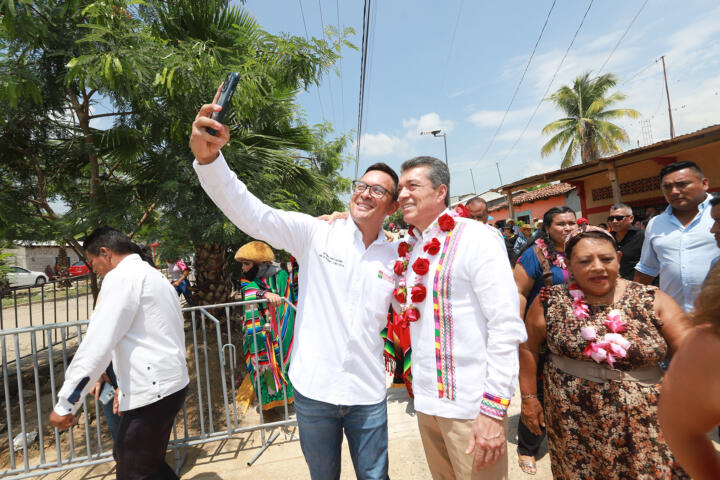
[602,161,622,204]
[506,191,514,219]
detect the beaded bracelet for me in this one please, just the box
[521,393,538,400]
[479,392,510,419]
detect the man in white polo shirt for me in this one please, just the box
[190,97,399,479]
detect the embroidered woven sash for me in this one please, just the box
[432,222,467,400]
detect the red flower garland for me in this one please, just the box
[393,211,460,328]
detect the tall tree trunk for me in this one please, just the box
[56,246,72,287]
[193,242,232,307]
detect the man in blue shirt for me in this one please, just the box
[634,161,717,312]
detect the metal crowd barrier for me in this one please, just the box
[0,276,93,356]
[0,298,297,479]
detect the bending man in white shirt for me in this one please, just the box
[190,96,399,479]
[395,156,527,479]
[49,227,189,480]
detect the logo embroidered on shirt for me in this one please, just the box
[378,270,394,283]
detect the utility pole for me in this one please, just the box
[470,169,477,194]
[497,162,513,218]
[660,55,675,139]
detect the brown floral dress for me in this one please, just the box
[542,282,688,480]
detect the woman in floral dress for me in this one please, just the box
[519,227,691,479]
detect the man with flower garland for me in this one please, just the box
[190,96,400,480]
[393,156,527,479]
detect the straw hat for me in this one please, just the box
[234,241,274,263]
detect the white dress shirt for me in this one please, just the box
[194,153,397,405]
[54,254,189,415]
[407,212,527,419]
[635,194,718,311]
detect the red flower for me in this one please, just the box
[455,204,470,218]
[393,287,407,304]
[423,237,441,255]
[398,242,409,257]
[438,214,455,231]
[412,257,430,275]
[403,307,420,323]
[394,260,406,276]
[410,284,427,303]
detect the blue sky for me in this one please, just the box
[243,0,720,197]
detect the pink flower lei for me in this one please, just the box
[570,283,631,368]
[392,206,469,328]
[534,238,567,270]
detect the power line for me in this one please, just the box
[355,0,372,179]
[317,0,337,124]
[620,57,659,85]
[359,0,379,142]
[476,0,557,164]
[596,0,649,76]
[439,0,465,96]
[297,0,327,121]
[336,0,346,130]
[497,0,595,167]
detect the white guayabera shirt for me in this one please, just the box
[405,211,528,420]
[195,153,397,405]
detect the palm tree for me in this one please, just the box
[541,72,640,168]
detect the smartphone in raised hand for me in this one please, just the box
[207,72,241,136]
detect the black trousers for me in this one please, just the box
[114,386,187,480]
[517,361,545,457]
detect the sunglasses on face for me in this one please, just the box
[607,215,628,222]
[352,181,391,199]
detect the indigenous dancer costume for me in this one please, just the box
[235,242,297,410]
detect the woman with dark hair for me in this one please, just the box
[659,266,720,479]
[519,226,691,479]
[513,206,577,475]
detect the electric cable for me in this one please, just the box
[496,0,595,168]
[355,0,372,179]
[476,0,558,164]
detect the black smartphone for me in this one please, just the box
[207,72,241,136]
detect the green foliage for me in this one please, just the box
[526,182,551,192]
[384,209,406,230]
[0,0,353,266]
[541,72,640,168]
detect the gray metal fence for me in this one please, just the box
[0,298,296,479]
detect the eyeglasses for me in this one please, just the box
[607,215,628,222]
[352,181,391,199]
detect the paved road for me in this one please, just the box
[1,288,92,361]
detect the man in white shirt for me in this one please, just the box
[49,227,189,480]
[190,99,399,479]
[395,156,526,479]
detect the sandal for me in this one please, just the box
[518,456,537,475]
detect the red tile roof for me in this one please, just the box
[489,182,574,211]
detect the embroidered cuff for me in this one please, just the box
[479,392,510,419]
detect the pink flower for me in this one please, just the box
[569,288,584,301]
[606,353,616,368]
[580,326,597,341]
[572,300,590,320]
[589,346,608,364]
[535,239,546,249]
[607,342,627,358]
[604,310,627,333]
[604,333,631,351]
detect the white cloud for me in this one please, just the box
[356,112,456,158]
[466,106,535,128]
[402,112,454,134]
[358,132,404,157]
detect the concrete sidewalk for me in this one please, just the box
[53,386,552,480]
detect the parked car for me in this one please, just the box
[68,261,90,277]
[7,266,48,287]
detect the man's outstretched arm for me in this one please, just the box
[189,92,316,258]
